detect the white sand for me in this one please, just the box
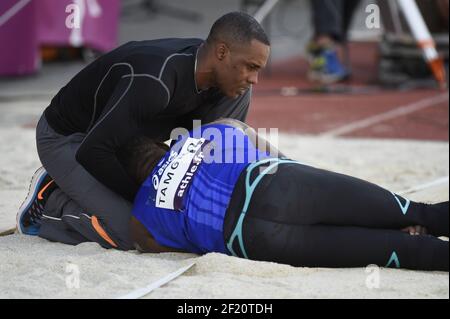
[0,100,448,299]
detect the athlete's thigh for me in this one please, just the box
[249,162,418,228]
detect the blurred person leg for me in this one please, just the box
[307,0,360,84]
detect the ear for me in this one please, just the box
[215,42,229,61]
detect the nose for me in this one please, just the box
[248,72,258,85]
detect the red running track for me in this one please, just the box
[248,42,449,141]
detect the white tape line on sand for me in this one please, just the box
[398,176,449,196]
[0,228,16,237]
[319,93,449,138]
[117,262,196,299]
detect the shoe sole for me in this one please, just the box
[16,167,47,235]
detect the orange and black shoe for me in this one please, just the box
[16,167,58,235]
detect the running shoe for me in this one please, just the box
[307,43,351,84]
[16,167,57,235]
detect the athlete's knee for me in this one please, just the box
[89,214,133,251]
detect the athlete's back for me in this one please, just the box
[132,123,272,254]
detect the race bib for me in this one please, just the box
[152,137,209,211]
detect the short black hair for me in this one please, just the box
[206,11,270,47]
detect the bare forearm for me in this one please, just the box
[211,118,286,158]
[244,125,286,158]
[130,216,185,253]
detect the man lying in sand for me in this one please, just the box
[18,119,449,271]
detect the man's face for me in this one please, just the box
[215,39,270,98]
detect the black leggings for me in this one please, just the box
[311,0,361,42]
[223,159,449,271]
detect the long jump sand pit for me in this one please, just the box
[0,127,448,299]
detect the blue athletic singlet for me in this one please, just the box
[132,124,273,254]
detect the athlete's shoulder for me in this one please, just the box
[121,38,202,59]
[118,38,202,75]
